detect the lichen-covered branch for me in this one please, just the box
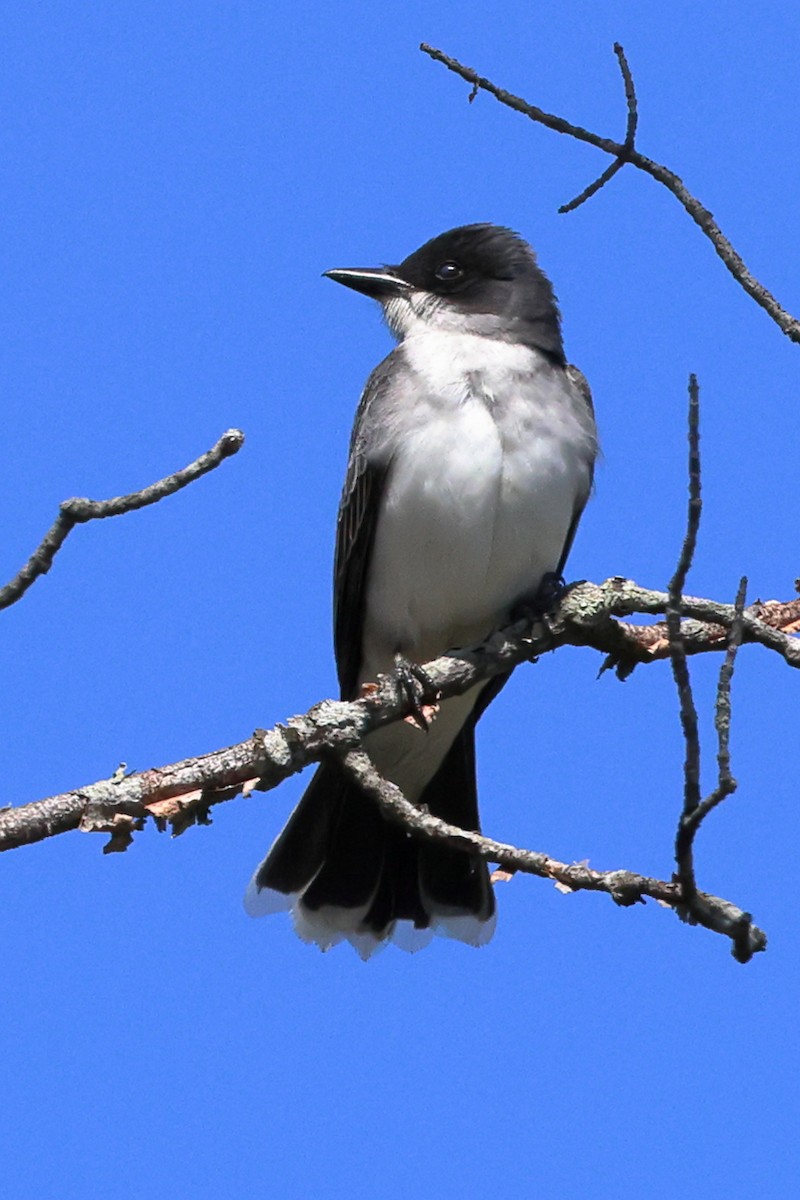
[1,575,797,854]
[0,429,245,611]
[1,572,795,959]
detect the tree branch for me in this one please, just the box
[3,578,796,851]
[674,577,747,895]
[662,381,747,930]
[651,377,751,941]
[1,571,793,960]
[419,41,800,343]
[336,746,765,964]
[0,428,245,611]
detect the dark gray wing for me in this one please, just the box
[557,363,598,576]
[333,354,396,700]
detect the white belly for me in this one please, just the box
[363,364,584,664]
[358,334,592,800]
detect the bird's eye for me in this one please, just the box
[435,261,462,281]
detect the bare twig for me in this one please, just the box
[337,747,766,963]
[0,428,245,611]
[419,42,800,342]
[560,43,638,213]
[665,385,747,923]
[666,376,703,898]
[675,577,747,879]
[708,577,748,805]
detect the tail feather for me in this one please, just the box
[252,764,341,896]
[417,723,495,925]
[245,712,497,956]
[301,782,384,912]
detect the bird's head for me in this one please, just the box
[324,223,564,361]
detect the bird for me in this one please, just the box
[245,223,598,958]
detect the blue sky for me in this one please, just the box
[2,3,799,1197]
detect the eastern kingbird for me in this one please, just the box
[245,224,598,958]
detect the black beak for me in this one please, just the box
[323,266,412,300]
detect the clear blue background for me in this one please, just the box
[2,3,798,1197]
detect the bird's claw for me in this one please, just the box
[511,572,566,628]
[393,653,440,731]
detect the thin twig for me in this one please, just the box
[0,429,245,611]
[419,42,800,342]
[558,158,626,215]
[665,391,747,917]
[709,576,747,805]
[614,40,639,141]
[667,376,703,900]
[560,43,638,213]
[668,377,702,597]
[676,577,747,874]
[337,747,766,963]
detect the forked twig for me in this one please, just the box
[0,429,245,611]
[560,43,638,213]
[420,41,800,342]
[675,578,747,889]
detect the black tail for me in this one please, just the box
[245,716,496,957]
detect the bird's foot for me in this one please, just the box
[393,653,441,731]
[510,572,566,625]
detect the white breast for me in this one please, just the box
[362,331,591,670]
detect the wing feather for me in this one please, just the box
[333,355,396,698]
[557,363,597,575]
